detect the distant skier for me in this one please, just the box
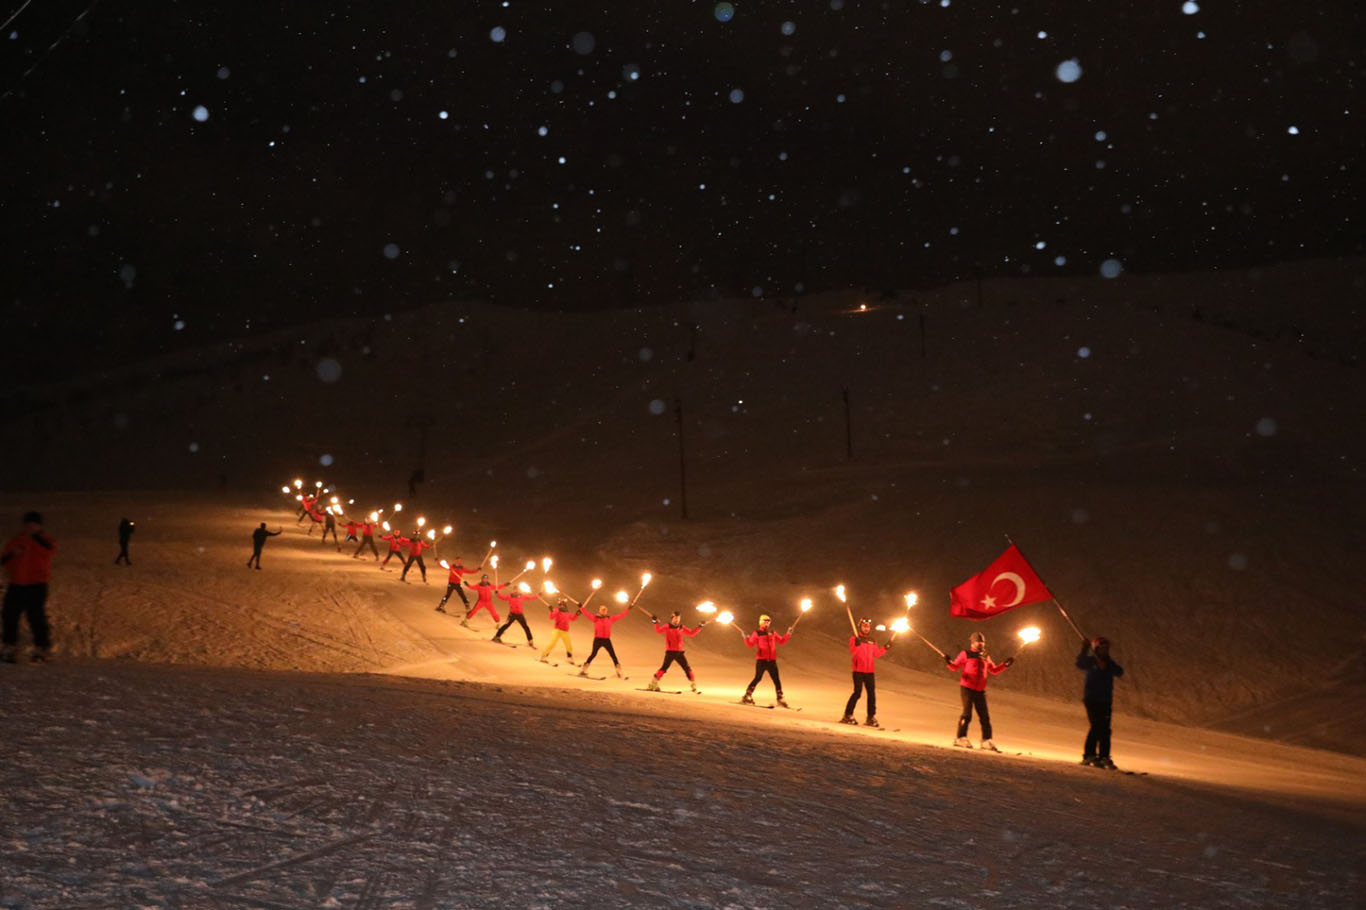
[352,519,379,560]
[321,510,339,549]
[343,519,360,543]
[741,613,791,707]
[462,574,500,627]
[538,596,579,664]
[1,511,57,663]
[945,631,1013,751]
[1077,637,1125,769]
[114,517,135,566]
[646,610,704,692]
[577,602,630,679]
[246,522,282,569]
[379,530,407,570]
[840,617,890,727]
[296,494,316,523]
[435,556,477,612]
[399,534,432,582]
[304,504,325,535]
[492,584,536,646]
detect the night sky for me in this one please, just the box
[3,1,1360,373]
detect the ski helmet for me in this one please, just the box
[758,613,772,624]
[858,616,873,634]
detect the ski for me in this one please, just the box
[571,673,608,681]
[738,701,776,710]
[637,688,683,695]
[491,640,520,649]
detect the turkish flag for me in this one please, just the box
[950,544,1053,620]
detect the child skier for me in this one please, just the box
[578,602,630,679]
[741,613,791,707]
[945,631,1014,751]
[646,610,705,692]
[539,596,579,664]
[1077,636,1125,769]
[493,584,537,646]
[841,617,891,727]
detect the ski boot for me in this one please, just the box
[689,680,699,693]
[527,640,536,649]
[864,717,881,728]
[614,664,626,679]
[839,714,859,725]
[646,677,661,692]
[741,691,756,705]
[460,618,471,628]
[491,636,502,643]
[565,658,576,666]
[775,695,789,708]
[1095,756,1117,770]
[435,605,447,613]
[979,739,1000,752]
[577,668,589,677]
[954,737,974,748]
[1080,756,1098,767]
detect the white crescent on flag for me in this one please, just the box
[982,571,1026,610]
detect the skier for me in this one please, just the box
[321,510,339,548]
[461,574,500,627]
[945,631,1014,751]
[296,494,316,523]
[577,602,630,679]
[646,610,705,692]
[352,518,379,560]
[1077,636,1125,769]
[539,596,579,664]
[343,519,360,543]
[399,533,432,582]
[246,522,281,570]
[1,511,57,663]
[841,617,891,727]
[741,613,791,707]
[379,529,407,570]
[492,584,536,646]
[304,504,325,535]
[435,556,477,612]
[114,517,135,566]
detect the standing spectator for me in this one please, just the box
[114,517,135,566]
[1,511,57,663]
[246,522,282,570]
[1077,637,1125,769]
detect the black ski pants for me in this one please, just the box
[1083,699,1113,760]
[354,537,379,558]
[845,672,876,720]
[655,650,693,680]
[439,582,470,608]
[583,636,619,668]
[957,687,992,740]
[747,659,782,695]
[2,583,51,650]
[495,613,533,642]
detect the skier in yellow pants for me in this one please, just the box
[539,597,580,664]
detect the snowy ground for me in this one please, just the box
[1,496,1363,908]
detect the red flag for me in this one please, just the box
[950,544,1053,620]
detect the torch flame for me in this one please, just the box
[695,601,717,614]
[443,525,453,535]
[439,559,450,569]
[518,582,531,594]
[491,555,499,568]
[717,610,734,625]
[331,496,339,504]
[489,539,497,548]
[426,530,436,540]
[394,503,403,512]
[281,485,291,494]
[875,624,887,632]
[904,592,918,608]
[891,618,911,634]
[525,560,536,571]
[294,479,302,488]
[369,512,379,522]
[614,591,629,604]
[542,557,553,572]
[1018,626,1042,644]
[800,598,813,613]
[382,521,391,531]
[641,572,652,587]
[417,517,426,527]
[316,481,323,487]
[543,581,558,594]
[835,584,847,603]
[591,579,603,590]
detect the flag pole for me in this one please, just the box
[1004,533,1088,642]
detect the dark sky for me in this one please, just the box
[2,1,1360,372]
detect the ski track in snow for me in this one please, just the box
[1,661,1361,910]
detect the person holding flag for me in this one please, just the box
[645,610,705,692]
[945,631,1014,751]
[1077,636,1125,769]
[435,556,477,613]
[492,584,537,646]
[577,602,630,679]
[539,596,579,664]
[949,543,1053,621]
[741,614,791,707]
[841,617,891,727]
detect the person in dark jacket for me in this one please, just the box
[1077,636,1125,769]
[115,517,135,565]
[2,511,57,662]
[247,523,282,569]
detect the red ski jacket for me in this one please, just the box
[465,580,496,607]
[745,629,791,660]
[655,622,700,651]
[548,607,579,630]
[1,533,57,585]
[445,563,474,585]
[381,534,407,553]
[358,521,375,537]
[406,538,431,558]
[581,607,630,638]
[948,650,1008,692]
[849,636,888,673]
[496,588,534,614]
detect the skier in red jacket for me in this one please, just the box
[435,556,476,612]
[841,617,891,727]
[462,574,500,626]
[492,584,537,646]
[399,534,432,582]
[946,631,1013,751]
[1,511,57,663]
[379,531,407,570]
[539,597,579,664]
[646,611,705,692]
[577,603,630,678]
[352,520,379,560]
[742,614,791,707]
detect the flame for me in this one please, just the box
[542,557,553,572]
[382,521,391,531]
[443,525,453,535]
[835,584,847,603]
[394,503,403,512]
[800,598,813,613]
[518,582,531,594]
[641,572,652,587]
[315,481,323,487]
[417,517,426,527]
[369,512,379,521]
[439,559,450,569]
[489,539,497,548]
[904,592,918,608]
[295,494,303,501]
[331,496,339,504]
[695,601,717,614]
[591,579,603,589]
[614,591,629,604]
[1018,626,1042,644]
[543,581,558,594]
[294,479,302,488]
[875,624,887,632]
[491,555,499,568]
[525,559,536,571]
[717,610,734,625]
[426,530,436,540]
[281,485,291,494]
[890,618,910,634]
